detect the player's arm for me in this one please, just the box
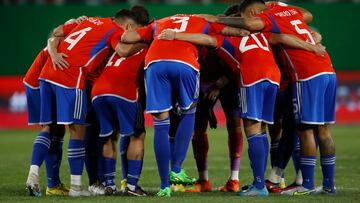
[220,26,250,37]
[311,31,322,44]
[158,29,218,48]
[114,42,147,57]
[47,37,69,70]
[121,30,143,44]
[269,33,325,56]
[198,14,264,31]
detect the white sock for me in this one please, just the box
[127,184,136,191]
[230,170,239,180]
[71,175,82,187]
[199,170,209,181]
[29,165,39,175]
[268,167,283,183]
[295,170,303,185]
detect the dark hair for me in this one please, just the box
[239,0,265,13]
[223,4,241,16]
[131,5,150,26]
[114,9,137,21]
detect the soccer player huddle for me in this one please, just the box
[23,0,336,198]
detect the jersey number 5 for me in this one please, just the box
[64,27,92,50]
[290,20,315,45]
[170,16,189,32]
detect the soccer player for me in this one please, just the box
[183,48,243,193]
[120,14,243,197]
[157,11,325,197]
[204,0,337,195]
[24,46,67,197]
[91,8,150,196]
[40,10,139,197]
[24,16,87,196]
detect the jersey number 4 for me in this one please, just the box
[170,16,189,32]
[64,27,92,50]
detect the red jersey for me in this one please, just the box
[136,14,224,71]
[257,4,334,82]
[40,17,125,89]
[216,33,281,87]
[91,48,148,102]
[23,47,49,89]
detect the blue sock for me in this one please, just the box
[97,154,105,183]
[247,133,265,189]
[127,160,143,189]
[31,131,51,166]
[120,136,130,180]
[172,110,196,173]
[320,154,335,189]
[292,136,301,174]
[300,155,316,189]
[104,158,116,188]
[262,132,269,173]
[68,139,85,176]
[153,117,171,189]
[45,136,63,188]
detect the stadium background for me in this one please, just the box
[0,1,360,203]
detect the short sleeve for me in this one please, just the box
[208,23,226,35]
[136,24,154,42]
[63,22,78,36]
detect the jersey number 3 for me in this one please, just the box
[64,27,92,50]
[170,16,189,32]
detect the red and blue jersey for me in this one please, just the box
[257,4,334,82]
[216,33,281,87]
[136,14,224,71]
[91,48,148,102]
[23,47,49,89]
[40,17,125,89]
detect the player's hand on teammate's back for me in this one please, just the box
[50,52,69,70]
[158,29,176,40]
[313,44,326,56]
[205,86,220,101]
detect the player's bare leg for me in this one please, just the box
[68,124,90,196]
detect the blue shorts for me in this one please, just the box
[92,96,138,137]
[292,74,336,124]
[145,61,199,113]
[24,84,41,125]
[39,80,87,125]
[239,81,278,124]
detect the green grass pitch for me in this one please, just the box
[0,126,359,202]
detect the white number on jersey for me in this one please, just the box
[239,33,270,53]
[106,52,125,67]
[64,27,92,50]
[170,16,190,32]
[290,20,315,45]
